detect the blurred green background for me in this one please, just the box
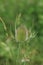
[0,0,43,65]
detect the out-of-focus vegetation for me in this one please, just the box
[0,0,43,65]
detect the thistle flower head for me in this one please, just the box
[15,24,36,42]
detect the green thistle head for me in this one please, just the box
[15,25,28,42]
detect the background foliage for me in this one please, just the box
[0,0,43,65]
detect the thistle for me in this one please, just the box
[15,24,28,42]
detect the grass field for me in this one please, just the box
[0,0,43,65]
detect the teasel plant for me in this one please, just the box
[0,15,37,65]
[15,13,37,43]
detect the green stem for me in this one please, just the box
[0,17,8,36]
